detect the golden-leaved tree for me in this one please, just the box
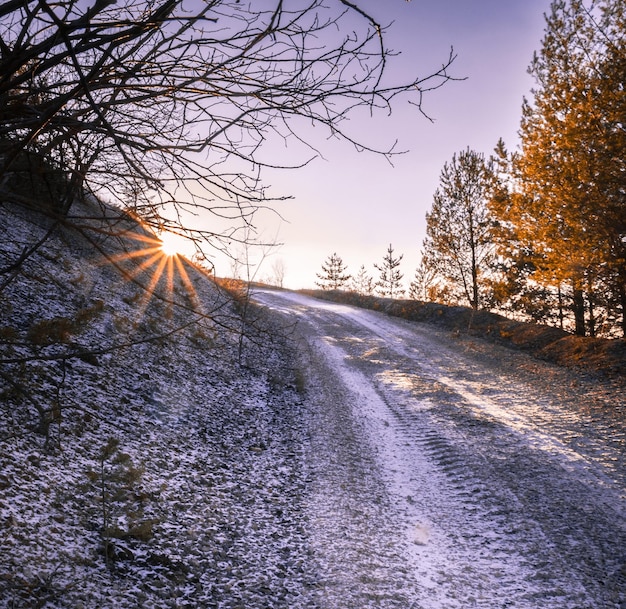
[497,0,626,336]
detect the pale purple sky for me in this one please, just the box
[223,1,553,288]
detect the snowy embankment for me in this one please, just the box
[0,201,316,608]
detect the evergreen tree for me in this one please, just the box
[349,265,375,295]
[409,253,438,302]
[485,140,555,322]
[422,148,497,310]
[315,252,351,290]
[500,0,626,336]
[374,244,405,298]
[596,8,626,334]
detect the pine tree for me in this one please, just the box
[374,244,405,298]
[485,140,554,321]
[349,265,375,295]
[409,254,438,301]
[421,148,497,310]
[504,0,626,336]
[584,1,626,335]
[315,252,351,290]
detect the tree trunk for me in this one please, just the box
[469,210,479,310]
[572,278,586,336]
[619,282,626,338]
[586,276,596,338]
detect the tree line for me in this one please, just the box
[317,0,625,338]
[315,245,406,299]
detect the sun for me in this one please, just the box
[159,230,184,257]
[95,223,205,327]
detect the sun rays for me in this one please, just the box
[97,226,206,326]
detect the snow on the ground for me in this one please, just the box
[1,199,624,608]
[254,288,626,609]
[0,202,317,608]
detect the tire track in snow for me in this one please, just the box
[256,292,539,607]
[255,290,626,609]
[317,326,579,609]
[337,310,626,608]
[294,318,422,608]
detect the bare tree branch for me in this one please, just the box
[1,0,456,261]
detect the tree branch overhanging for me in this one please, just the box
[0,0,456,259]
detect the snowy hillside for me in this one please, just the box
[0,199,313,608]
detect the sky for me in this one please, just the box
[210,0,554,289]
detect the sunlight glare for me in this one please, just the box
[95,224,207,328]
[159,231,184,257]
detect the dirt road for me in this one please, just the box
[255,289,626,609]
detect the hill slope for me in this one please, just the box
[0,200,313,608]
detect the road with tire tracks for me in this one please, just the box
[255,289,625,609]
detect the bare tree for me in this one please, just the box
[0,1,456,439]
[0,0,456,270]
[271,258,286,289]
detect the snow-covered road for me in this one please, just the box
[254,289,626,609]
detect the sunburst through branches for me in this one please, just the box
[98,227,205,325]
[159,231,186,257]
